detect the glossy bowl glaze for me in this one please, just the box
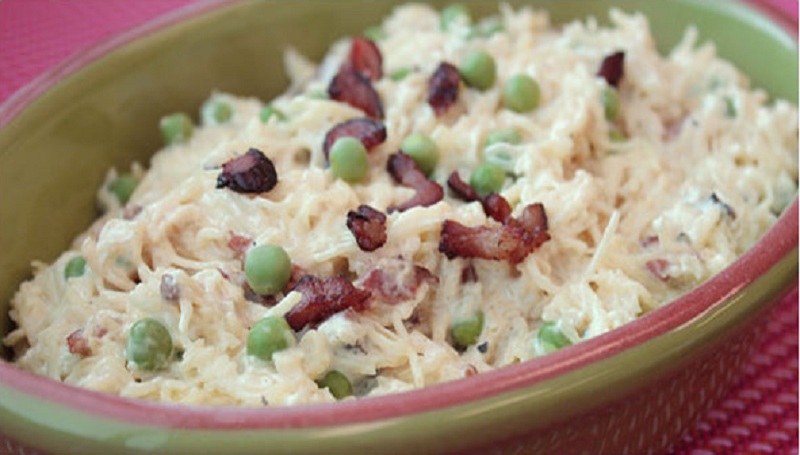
[0,1,796,454]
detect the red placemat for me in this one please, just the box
[0,1,797,454]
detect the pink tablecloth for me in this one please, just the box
[0,1,797,454]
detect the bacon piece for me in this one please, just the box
[322,118,387,159]
[360,264,437,304]
[160,274,180,302]
[482,193,512,224]
[345,37,383,81]
[427,62,461,116]
[67,330,91,357]
[285,275,371,331]
[597,51,625,87]
[387,152,444,212]
[439,202,550,264]
[447,171,480,202]
[346,205,387,252]
[216,148,278,194]
[640,235,659,249]
[460,263,478,284]
[228,232,253,257]
[328,68,384,119]
[447,171,510,223]
[646,259,670,282]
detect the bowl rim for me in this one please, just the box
[0,0,797,432]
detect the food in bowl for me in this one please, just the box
[4,3,797,407]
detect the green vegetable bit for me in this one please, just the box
[484,150,515,174]
[159,112,194,145]
[127,318,173,371]
[108,173,139,205]
[459,50,497,91]
[468,18,505,39]
[201,99,232,125]
[64,256,87,279]
[363,25,387,42]
[470,163,506,197]
[329,137,370,183]
[389,67,412,82]
[247,316,294,362]
[260,105,287,124]
[309,90,329,100]
[501,74,541,113]
[484,128,522,148]
[724,96,736,118]
[316,370,353,400]
[244,245,292,296]
[401,133,440,176]
[451,311,484,347]
[537,321,572,352]
[609,128,627,142]
[440,4,471,31]
[601,87,620,121]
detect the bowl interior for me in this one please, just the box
[0,0,796,385]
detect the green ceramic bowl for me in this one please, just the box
[0,1,796,454]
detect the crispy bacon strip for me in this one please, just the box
[439,202,550,264]
[360,264,437,304]
[328,68,385,119]
[427,62,461,116]
[346,205,387,252]
[323,118,387,159]
[387,152,444,212]
[447,171,480,202]
[216,148,278,193]
[285,275,371,331]
[345,37,383,81]
[447,171,510,223]
[67,330,91,357]
[597,51,625,87]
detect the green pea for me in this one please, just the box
[245,245,292,296]
[127,318,173,371]
[159,112,193,145]
[316,370,353,399]
[363,25,386,42]
[468,18,505,39]
[724,96,736,118]
[440,4,471,31]
[247,316,294,362]
[502,74,541,113]
[389,67,412,82]
[451,310,484,347]
[400,133,439,176]
[470,163,506,197]
[64,256,87,279]
[601,87,620,121]
[484,128,522,148]
[484,150,515,174]
[108,173,138,205]
[459,50,497,91]
[201,99,232,125]
[537,321,572,353]
[260,105,287,124]
[329,137,369,183]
